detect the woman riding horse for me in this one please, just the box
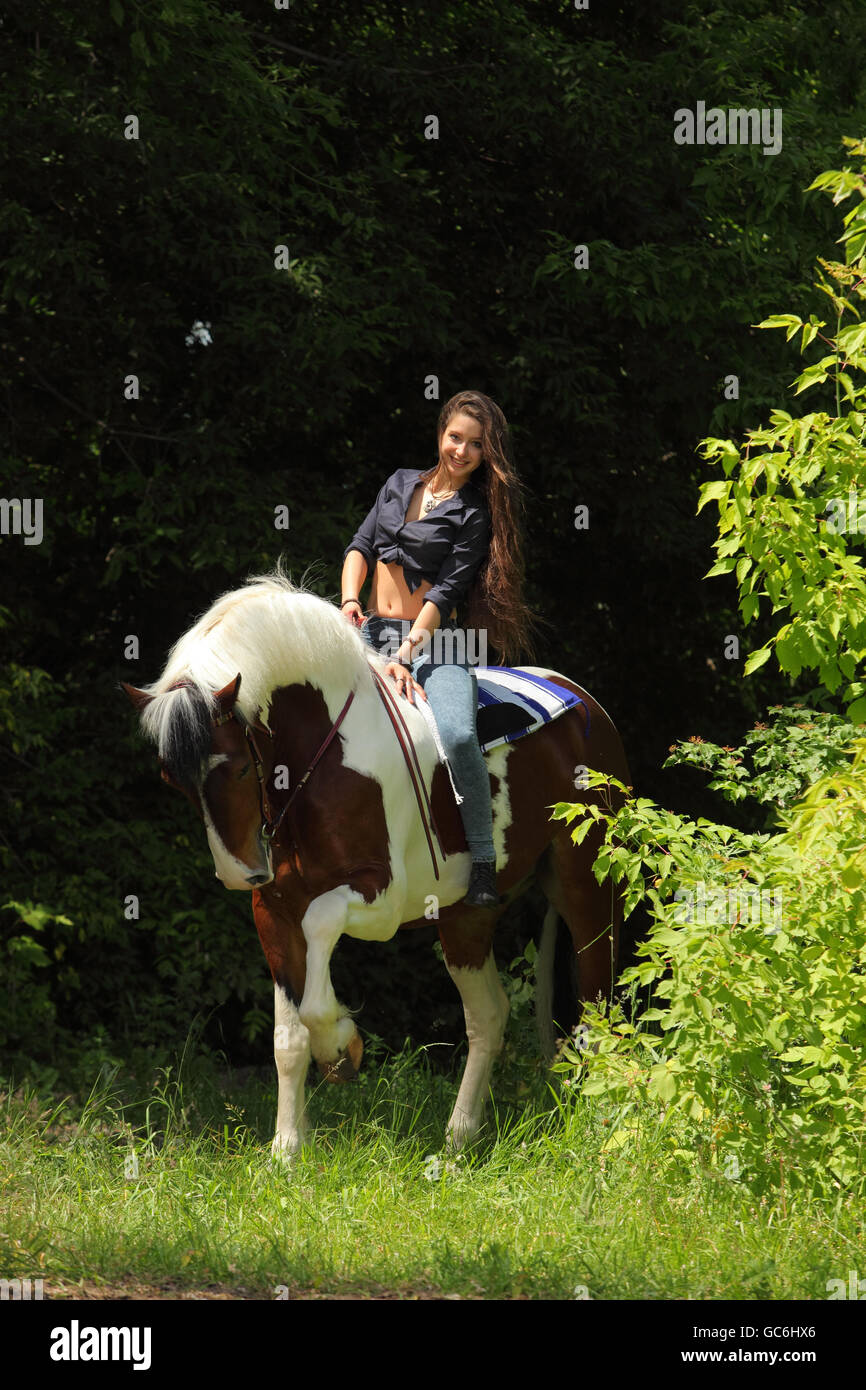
[340,390,535,908]
[123,394,630,1149]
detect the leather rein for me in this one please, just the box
[212,691,355,843]
[368,664,441,880]
[176,668,440,873]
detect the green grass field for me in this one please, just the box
[2,1033,863,1301]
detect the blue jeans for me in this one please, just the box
[361,616,496,863]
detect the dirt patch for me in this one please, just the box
[42,1276,486,1301]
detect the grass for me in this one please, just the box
[1,1032,863,1300]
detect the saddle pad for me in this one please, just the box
[473,667,589,754]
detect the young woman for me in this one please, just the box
[340,390,535,906]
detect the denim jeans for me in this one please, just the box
[360,615,496,863]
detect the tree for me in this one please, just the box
[3,1,866,1073]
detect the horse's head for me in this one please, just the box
[123,673,274,891]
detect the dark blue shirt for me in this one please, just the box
[343,468,490,619]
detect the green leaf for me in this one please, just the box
[744,646,772,675]
[130,30,152,66]
[650,1065,677,1104]
[792,364,829,394]
[698,480,732,513]
[757,314,802,335]
[705,558,737,578]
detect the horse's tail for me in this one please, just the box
[536,903,583,1063]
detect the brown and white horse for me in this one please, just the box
[123,573,630,1157]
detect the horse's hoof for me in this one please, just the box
[270,1138,300,1165]
[318,1055,356,1083]
[347,1029,364,1073]
[318,1032,364,1083]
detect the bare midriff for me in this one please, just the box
[369,563,456,623]
[369,561,431,620]
[364,484,456,623]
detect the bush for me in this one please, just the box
[551,145,866,1200]
[553,737,866,1198]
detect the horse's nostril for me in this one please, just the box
[246,872,270,886]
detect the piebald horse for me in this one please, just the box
[124,574,630,1156]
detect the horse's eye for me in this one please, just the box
[239,763,251,778]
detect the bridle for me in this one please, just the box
[213,691,356,843]
[170,669,439,872]
[168,680,355,844]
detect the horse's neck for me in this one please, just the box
[265,681,347,762]
[266,667,428,772]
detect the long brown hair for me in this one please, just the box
[422,390,536,665]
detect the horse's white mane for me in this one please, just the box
[139,568,376,750]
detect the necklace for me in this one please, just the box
[423,482,455,514]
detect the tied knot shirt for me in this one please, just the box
[343,468,490,620]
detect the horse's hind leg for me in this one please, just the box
[542,826,621,1016]
[438,920,510,1150]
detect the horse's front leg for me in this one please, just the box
[272,982,311,1160]
[299,886,365,1080]
[439,919,510,1150]
[252,889,312,1161]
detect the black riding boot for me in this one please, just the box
[463,859,501,908]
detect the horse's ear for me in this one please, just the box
[122,682,153,712]
[213,673,242,719]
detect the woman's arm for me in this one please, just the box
[341,549,368,601]
[341,475,394,622]
[394,600,441,666]
[386,600,439,707]
[424,507,489,621]
[341,550,368,627]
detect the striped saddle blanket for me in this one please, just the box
[415,666,588,772]
[473,667,589,753]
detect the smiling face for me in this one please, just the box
[437,411,484,489]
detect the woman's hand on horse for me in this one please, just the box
[342,599,364,628]
[384,662,428,703]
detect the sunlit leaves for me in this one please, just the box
[700,149,866,719]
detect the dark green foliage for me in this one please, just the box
[2,0,865,1074]
[665,703,863,827]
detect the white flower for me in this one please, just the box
[185,320,213,347]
